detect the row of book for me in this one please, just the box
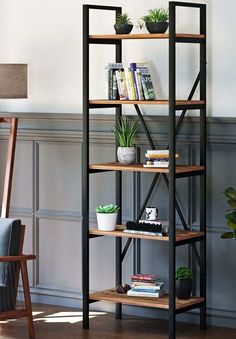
[124,219,168,237]
[105,63,156,101]
[127,274,165,298]
[143,150,180,168]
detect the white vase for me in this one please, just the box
[117,146,135,164]
[96,212,117,231]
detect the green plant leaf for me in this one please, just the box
[116,13,132,25]
[112,117,139,147]
[221,232,234,239]
[226,219,236,231]
[224,187,236,200]
[175,266,193,280]
[227,198,236,208]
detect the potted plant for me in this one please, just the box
[175,266,193,299]
[96,204,119,231]
[138,8,169,34]
[114,13,133,34]
[221,187,236,239]
[112,117,139,164]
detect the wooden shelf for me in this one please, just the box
[89,226,204,244]
[89,162,205,177]
[89,33,205,40]
[89,99,205,107]
[90,288,205,311]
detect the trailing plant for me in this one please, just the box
[175,267,193,280]
[137,8,169,29]
[112,117,139,147]
[221,187,236,239]
[115,13,132,25]
[96,204,119,214]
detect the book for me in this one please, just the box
[123,229,164,236]
[131,281,162,287]
[135,70,144,100]
[127,289,165,298]
[105,63,123,99]
[131,282,164,290]
[143,163,169,168]
[131,274,158,281]
[115,70,128,100]
[124,67,134,100]
[136,63,156,100]
[145,153,180,159]
[130,63,139,100]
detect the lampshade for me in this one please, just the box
[0,64,27,99]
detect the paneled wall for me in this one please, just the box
[0,113,235,327]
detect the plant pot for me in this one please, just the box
[96,212,117,231]
[114,24,133,34]
[176,279,192,299]
[145,22,169,34]
[117,146,135,164]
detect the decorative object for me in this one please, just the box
[221,187,236,240]
[96,204,119,231]
[145,207,158,220]
[116,284,131,294]
[112,116,139,164]
[114,13,133,34]
[175,266,193,299]
[138,8,169,34]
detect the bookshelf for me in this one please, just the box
[82,2,207,339]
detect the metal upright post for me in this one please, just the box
[82,4,90,330]
[115,7,122,320]
[169,2,176,338]
[199,3,207,331]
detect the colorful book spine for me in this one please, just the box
[130,63,139,100]
[127,289,165,298]
[124,67,133,100]
[135,70,144,100]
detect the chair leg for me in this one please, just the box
[20,261,35,339]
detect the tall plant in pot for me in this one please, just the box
[175,266,193,299]
[221,187,236,240]
[96,204,119,231]
[114,13,133,34]
[112,117,139,164]
[138,8,169,34]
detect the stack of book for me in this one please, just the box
[127,274,165,298]
[143,150,180,168]
[105,63,156,101]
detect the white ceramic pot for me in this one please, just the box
[117,146,135,164]
[96,212,118,231]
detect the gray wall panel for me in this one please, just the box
[0,113,235,327]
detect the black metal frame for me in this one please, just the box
[82,2,207,338]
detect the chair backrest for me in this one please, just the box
[0,218,22,312]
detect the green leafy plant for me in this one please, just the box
[221,187,236,239]
[112,117,139,147]
[96,204,119,214]
[137,8,169,29]
[175,267,193,280]
[115,13,132,25]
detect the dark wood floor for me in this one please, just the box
[0,303,235,339]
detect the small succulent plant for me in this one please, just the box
[175,267,193,280]
[115,13,132,25]
[137,8,169,29]
[96,204,119,214]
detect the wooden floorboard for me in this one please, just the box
[0,303,235,339]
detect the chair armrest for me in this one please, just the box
[0,254,36,262]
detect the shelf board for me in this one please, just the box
[89,33,205,40]
[89,226,204,244]
[90,288,205,311]
[89,163,205,177]
[89,99,205,108]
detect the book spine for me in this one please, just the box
[105,68,109,100]
[130,63,139,99]
[128,69,136,100]
[121,70,129,100]
[116,70,125,100]
[109,69,113,100]
[127,290,164,297]
[141,73,156,100]
[124,68,133,100]
[135,70,144,100]
[112,70,118,100]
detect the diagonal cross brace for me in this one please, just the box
[121,73,201,264]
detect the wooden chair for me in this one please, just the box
[0,117,36,338]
